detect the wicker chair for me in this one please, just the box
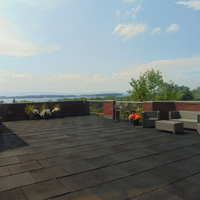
[114,101,121,121]
[142,111,160,128]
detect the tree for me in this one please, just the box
[175,85,193,100]
[192,86,200,100]
[128,69,164,101]
[157,81,180,100]
[128,69,192,101]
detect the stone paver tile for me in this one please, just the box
[0,172,36,192]
[146,144,174,153]
[21,179,69,200]
[0,188,27,200]
[0,166,10,177]
[185,173,200,185]
[31,166,69,182]
[108,151,136,163]
[116,160,149,175]
[90,165,130,183]
[0,156,20,167]
[130,188,183,200]
[60,160,96,174]
[156,148,198,163]
[51,189,103,200]
[58,172,102,192]
[1,149,27,158]
[43,149,70,158]
[86,155,118,168]
[129,148,157,158]
[78,148,114,159]
[148,164,188,183]
[91,180,142,200]
[8,161,42,174]
[164,179,200,200]
[137,155,166,169]
[17,153,46,162]
[37,156,69,168]
[122,172,169,193]
[170,155,200,176]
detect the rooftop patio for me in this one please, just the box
[0,116,200,200]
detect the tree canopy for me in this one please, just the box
[128,69,197,101]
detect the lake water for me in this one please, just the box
[0,97,75,104]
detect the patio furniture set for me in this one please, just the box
[115,102,200,134]
[143,110,200,134]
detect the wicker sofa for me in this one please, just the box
[169,111,200,132]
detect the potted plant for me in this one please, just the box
[129,113,142,125]
[52,104,61,118]
[40,104,52,119]
[25,104,39,120]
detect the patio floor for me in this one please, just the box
[0,116,200,200]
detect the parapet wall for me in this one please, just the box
[0,101,89,121]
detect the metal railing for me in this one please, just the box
[87,100,104,116]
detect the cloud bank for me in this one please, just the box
[0,57,199,93]
[177,0,200,10]
[114,23,147,41]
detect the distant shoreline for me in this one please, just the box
[0,93,123,99]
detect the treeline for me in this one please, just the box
[128,69,200,101]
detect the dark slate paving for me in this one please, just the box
[122,172,169,193]
[90,179,142,200]
[8,160,42,174]
[21,179,69,200]
[58,172,103,192]
[130,188,184,200]
[60,160,96,174]
[90,165,130,183]
[0,172,36,192]
[0,166,10,177]
[0,156,20,167]
[1,116,200,200]
[0,188,27,200]
[17,152,46,162]
[30,166,69,182]
[164,179,200,200]
[51,189,103,200]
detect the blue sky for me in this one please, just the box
[0,0,200,94]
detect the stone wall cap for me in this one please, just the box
[175,101,200,104]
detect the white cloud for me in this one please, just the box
[151,27,161,34]
[177,0,200,10]
[1,57,199,93]
[114,23,147,41]
[166,24,180,32]
[124,6,140,18]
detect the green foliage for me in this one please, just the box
[192,87,200,100]
[128,69,196,101]
[18,100,32,103]
[25,104,35,114]
[128,69,164,101]
[157,81,180,100]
